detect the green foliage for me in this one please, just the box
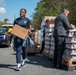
[0,21,5,27]
[0,18,9,27]
[32,0,66,29]
[65,0,76,25]
[32,0,76,29]
[4,18,9,23]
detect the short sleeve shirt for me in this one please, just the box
[13,17,31,47]
[42,25,48,37]
[14,17,31,29]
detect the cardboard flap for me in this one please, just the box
[11,24,28,40]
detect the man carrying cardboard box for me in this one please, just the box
[13,8,32,71]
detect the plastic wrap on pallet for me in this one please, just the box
[45,33,50,37]
[45,40,50,45]
[65,43,76,49]
[45,32,52,37]
[34,31,38,43]
[37,30,43,44]
[50,45,55,50]
[63,29,76,61]
[45,28,54,33]
[67,30,76,37]
[44,44,50,49]
[48,32,53,36]
[49,28,54,32]
[51,37,54,41]
[45,36,51,41]
[44,49,50,53]
[44,27,55,56]
[65,37,76,43]
[45,32,53,37]
[63,55,76,61]
[64,49,76,55]
[49,50,54,55]
[35,30,43,45]
[50,41,55,45]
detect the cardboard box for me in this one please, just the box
[28,42,37,53]
[11,24,28,40]
[64,49,76,55]
[41,16,56,28]
[28,47,35,53]
[32,32,37,42]
[35,45,41,53]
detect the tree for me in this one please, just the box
[0,21,5,27]
[32,0,66,29]
[4,18,9,23]
[65,0,76,25]
[32,0,76,29]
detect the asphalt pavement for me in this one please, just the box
[0,46,76,75]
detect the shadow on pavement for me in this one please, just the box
[11,53,53,69]
[26,56,52,68]
[0,64,16,70]
[0,45,8,48]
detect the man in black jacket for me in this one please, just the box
[53,9,73,69]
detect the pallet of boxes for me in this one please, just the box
[34,30,42,53]
[44,28,51,57]
[49,31,55,59]
[28,30,41,53]
[44,27,55,59]
[62,30,76,71]
[43,16,56,58]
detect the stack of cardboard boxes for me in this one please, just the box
[44,28,54,57]
[41,16,56,28]
[42,16,55,57]
[63,30,76,61]
[29,30,41,53]
[44,28,51,56]
[49,33,55,58]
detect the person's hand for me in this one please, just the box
[28,29,32,34]
[71,24,75,29]
[11,38,14,43]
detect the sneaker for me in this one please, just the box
[22,63,26,67]
[21,61,26,67]
[14,63,21,71]
[15,66,21,71]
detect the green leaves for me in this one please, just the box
[0,21,5,27]
[66,0,76,25]
[32,0,76,29]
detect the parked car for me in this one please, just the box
[0,28,11,47]
[1,24,13,28]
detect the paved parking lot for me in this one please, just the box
[0,46,76,75]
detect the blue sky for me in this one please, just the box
[0,0,39,23]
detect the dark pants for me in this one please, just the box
[16,46,28,63]
[40,41,45,54]
[15,38,28,64]
[53,36,65,66]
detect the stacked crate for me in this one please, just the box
[44,28,54,58]
[28,31,41,53]
[49,35,55,59]
[32,32,38,43]
[32,30,42,45]
[43,28,51,56]
[36,30,42,45]
[62,30,76,71]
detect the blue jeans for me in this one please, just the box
[15,37,28,63]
